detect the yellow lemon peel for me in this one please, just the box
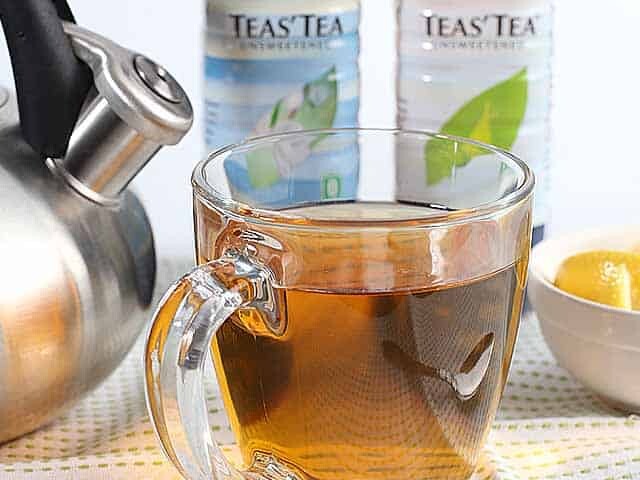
[555,251,640,311]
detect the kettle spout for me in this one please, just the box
[50,22,193,201]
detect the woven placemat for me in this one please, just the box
[0,258,638,479]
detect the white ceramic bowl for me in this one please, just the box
[528,227,640,413]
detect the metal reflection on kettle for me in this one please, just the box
[0,0,193,443]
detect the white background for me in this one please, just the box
[1,0,639,258]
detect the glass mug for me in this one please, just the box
[145,129,534,480]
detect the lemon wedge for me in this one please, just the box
[554,251,640,310]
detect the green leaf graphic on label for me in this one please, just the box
[246,147,281,189]
[425,68,528,185]
[247,67,338,188]
[270,99,284,128]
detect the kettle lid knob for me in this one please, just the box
[134,56,184,105]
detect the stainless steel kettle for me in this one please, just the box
[0,1,193,443]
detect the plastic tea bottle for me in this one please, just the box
[397,0,553,244]
[204,0,361,207]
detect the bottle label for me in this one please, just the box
[205,5,360,207]
[397,2,553,228]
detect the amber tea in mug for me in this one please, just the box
[146,129,534,480]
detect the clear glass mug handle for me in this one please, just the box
[144,250,291,480]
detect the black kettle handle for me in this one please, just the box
[0,0,93,158]
[51,0,76,22]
